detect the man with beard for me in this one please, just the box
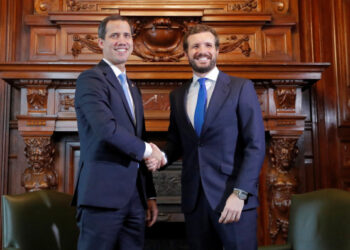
[72,15,163,250]
[146,24,265,250]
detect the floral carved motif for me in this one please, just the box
[72,34,102,57]
[267,137,299,244]
[66,0,95,11]
[21,137,57,192]
[230,0,258,12]
[59,94,75,112]
[275,87,296,110]
[27,88,48,114]
[219,35,251,57]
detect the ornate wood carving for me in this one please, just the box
[153,169,181,196]
[219,35,251,57]
[271,0,289,14]
[21,136,57,192]
[71,31,251,59]
[229,0,258,12]
[132,17,195,62]
[267,136,299,244]
[72,34,101,57]
[27,87,48,114]
[34,0,59,14]
[275,87,296,111]
[59,93,75,112]
[66,0,95,12]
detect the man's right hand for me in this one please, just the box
[145,143,166,172]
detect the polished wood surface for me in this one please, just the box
[0,0,349,247]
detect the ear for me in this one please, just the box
[98,38,104,50]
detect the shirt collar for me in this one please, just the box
[192,66,219,84]
[103,58,125,77]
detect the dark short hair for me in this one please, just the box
[183,24,220,52]
[98,15,132,39]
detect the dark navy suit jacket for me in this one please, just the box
[72,60,156,209]
[165,71,265,213]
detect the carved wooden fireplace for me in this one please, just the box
[0,0,329,246]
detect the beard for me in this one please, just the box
[188,53,217,74]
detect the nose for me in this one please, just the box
[198,44,207,54]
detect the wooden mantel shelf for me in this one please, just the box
[0,62,330,81]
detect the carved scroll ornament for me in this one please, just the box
[21,137,58,192]
[230,0,258,12]
[267,137,299,244]
[66,0,95,11]
[219,35,251,57]
[72,34,102,57]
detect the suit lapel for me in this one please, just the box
[201,71,231,134]
[99,60,136,127]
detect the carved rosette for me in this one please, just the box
[275,87,296,111]
[21,137,58,192]
[267,136,299,244]
[34,0,59,14]
[72,34,102,57]
[271,0,290,14]
[229,0,258,12]
[27,87,48,114]
[219,35,251,57]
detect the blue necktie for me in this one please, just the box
[194,78,207,136]
[118,73,135,120]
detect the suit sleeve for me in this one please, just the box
[75,70,146,161]
[234,80,265,196]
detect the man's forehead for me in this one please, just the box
[106,20,131,32]
[188,32,215,42]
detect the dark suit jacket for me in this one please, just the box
[72,60,156,209]
[165,71,265,213]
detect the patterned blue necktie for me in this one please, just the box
[118,73,135,120]
[194,78,207,136]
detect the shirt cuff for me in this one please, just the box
[162,152,168,165]
[143,142,153,158]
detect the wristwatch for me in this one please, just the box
[233,188,248,200]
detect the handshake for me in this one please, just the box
[144,143,167,172]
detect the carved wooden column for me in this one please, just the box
[16,81,59,192]
[267,134,299,243]
[263,80,306,244]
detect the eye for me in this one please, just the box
[124,33,131,39]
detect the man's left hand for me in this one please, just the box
[218,193,244,224]
[146,199,158,227]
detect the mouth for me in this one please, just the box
[114,47,128,53]
[194,54,212,64]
